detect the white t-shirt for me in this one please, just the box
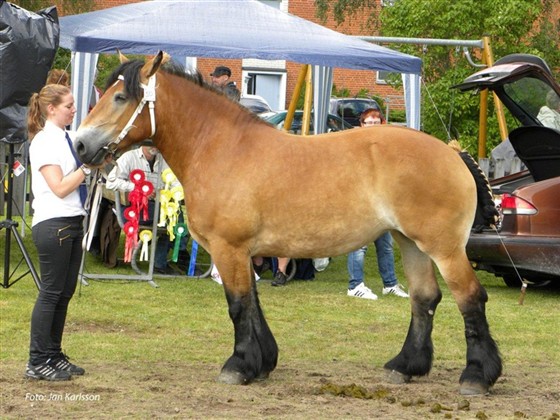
[29,121,86,226]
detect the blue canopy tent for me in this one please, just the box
[59,0,422,131]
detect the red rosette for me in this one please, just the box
[123,220,138,237]
[124,206,138,222]
[127,189,143,218]
[140,180,154,197]
[129,169,145,185]
[123,221,139,263]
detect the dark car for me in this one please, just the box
[262,110,353,134]
[329,97,383,127]
[454,54,560,287]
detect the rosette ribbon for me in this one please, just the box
[138,229,153,262]
[172,223,188,263]
[123,221,138,263]
[158,190,172,227]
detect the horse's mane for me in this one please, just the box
[104,59,205,100]
[104,58,269,126]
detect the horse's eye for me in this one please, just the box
[114,93,127,103]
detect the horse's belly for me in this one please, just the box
[255,212,386,258]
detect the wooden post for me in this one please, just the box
[482,36,508,141]
[301,65,313,136]
[478,87,489,159]
[283,65,308,132]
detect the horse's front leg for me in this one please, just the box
[213,249,278,385]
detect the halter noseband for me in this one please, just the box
[105,74,157,153]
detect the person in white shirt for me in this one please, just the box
[537,90,560,131]
[26,83,88,381]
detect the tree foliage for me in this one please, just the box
[315,0,560,155]
[12,0,95,16]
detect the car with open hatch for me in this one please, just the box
[454,53,560,287]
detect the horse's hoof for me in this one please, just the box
[460,381,489,396]
[217,370,248,385]
[385,369,412,384]
[255,371,270,381]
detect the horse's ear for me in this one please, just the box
[117,49,129,63]
[140,51,171,81]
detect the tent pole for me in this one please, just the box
[482,36,508,142]
[301,65,313,136]
[284,65,308,132]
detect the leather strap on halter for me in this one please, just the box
[105,74,157,153]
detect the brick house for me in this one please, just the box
[77,0,403,111]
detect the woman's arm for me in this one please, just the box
[40,164,86,199]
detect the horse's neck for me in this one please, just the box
[153,73,254,179]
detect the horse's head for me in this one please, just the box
[75,51,170,166]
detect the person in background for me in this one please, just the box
[25,83,88,381]
[251,257,292,287]
[536,90,560,130]
[347,108,408,300]
[270,257,291,287]
[210,65,241,101]
[106,145,187,275]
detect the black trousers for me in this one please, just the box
[29,216,84,365]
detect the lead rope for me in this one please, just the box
[492,225,527,304]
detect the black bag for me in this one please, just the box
[294,258,315,280]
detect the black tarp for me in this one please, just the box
[0,1,59,143]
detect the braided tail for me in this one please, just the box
[448,141,499,232]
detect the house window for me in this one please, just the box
[376,70,399,85]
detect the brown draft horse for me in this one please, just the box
[75,52,502,395]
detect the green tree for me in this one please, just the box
[315,0,560,155]
[12,0,95,16]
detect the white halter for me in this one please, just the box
[105,74,157,153]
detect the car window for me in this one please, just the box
[266,112,351,134]
[289,114,312,134]
[503,77,552,124]
[327,116,344,131]
[330,98,382,126]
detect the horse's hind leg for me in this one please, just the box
[384,232,442,383]
[215,250,278,385]
[434,252,502,395]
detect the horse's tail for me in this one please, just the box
[448,140,499,232]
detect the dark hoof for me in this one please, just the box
[217,370,249,385]
[460,381,489,396]
[385,369,412,384]
[255,371,270,381]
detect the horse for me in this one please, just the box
[75,52,502,395]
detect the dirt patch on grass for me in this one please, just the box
[2,360,559,419]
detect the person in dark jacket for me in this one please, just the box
[210,65,241,101]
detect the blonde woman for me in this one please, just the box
[26,84,89,380]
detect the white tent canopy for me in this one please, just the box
[59,0,422,130]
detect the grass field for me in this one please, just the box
[1,215,559,418]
